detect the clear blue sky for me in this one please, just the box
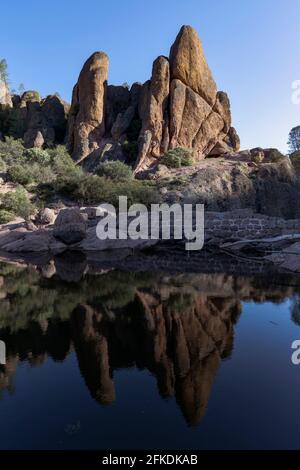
[1,0,299,152]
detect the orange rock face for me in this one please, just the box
[67,26,240,171]
[68,52,109,162]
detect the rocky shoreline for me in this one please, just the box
[0,205,300,274]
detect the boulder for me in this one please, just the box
[208,140,232,156]
[154,164,170,179]
[36,208,56,225]
[0,228,28,248]
[20,90,41,106]
[24,129,44,148]
[250,147,265,164]
[41,95,69,142]
[2,90,69,148]
[41,261,56,279]
[225,127,241,152]
[25,221,38,231]
[79,226,158,251]
[1,231,51,252]
[53,208,87,244]
[209,127,241,156]
[238,149,251,158]
[213,92,231,134]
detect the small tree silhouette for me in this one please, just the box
[288,126,300,153]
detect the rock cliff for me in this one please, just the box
[0,89,69,147]
[67,25,240,172]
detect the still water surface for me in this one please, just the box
[1,260,300,449]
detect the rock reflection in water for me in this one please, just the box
[0,259,300,425]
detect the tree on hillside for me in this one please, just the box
[0,59,8,84]
[288,126,300,153]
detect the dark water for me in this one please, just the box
[1,258,300,450]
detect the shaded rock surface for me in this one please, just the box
[36,208,56,225]
[0,89,69,147]
[152,156,299,219]
[53,208,87,245]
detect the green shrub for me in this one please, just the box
[31,163,55,184]
[54,171,159,207]
[180,149,194,167]
[267,149,285,163]
[161,152,181,168]
[25,147,51,165]
[1,187,36,221]
[0,156,6,172]
[124,181,160,207]
[162,147,194,168]
[7,164,34,185]
[0,137,25,165]
[96,161,133,181]
[122,140,138,163]
[0,137,160,208]
[99,180,160,207]
[21,90,40,102]
[6,108,26,138]
[49,146,81,177]
[0,209,15,224]
[54,171,85,196]
[73,175,104,204]
[290,151,300,171]
[0,107,26,139]
[0,105,10,136]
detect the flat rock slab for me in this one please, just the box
[77,227,158,251]
[0,229,66,253]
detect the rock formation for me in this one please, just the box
[53,207,87,245]
[0,88,69,147]
[67,52,109,162]
[23,93,69,148]
[0,25,240,170]
[67,25,240,172]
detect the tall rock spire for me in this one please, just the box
[169,25,217,106]
[68,51,109,162]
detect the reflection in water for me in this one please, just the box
[0,259,300,425]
